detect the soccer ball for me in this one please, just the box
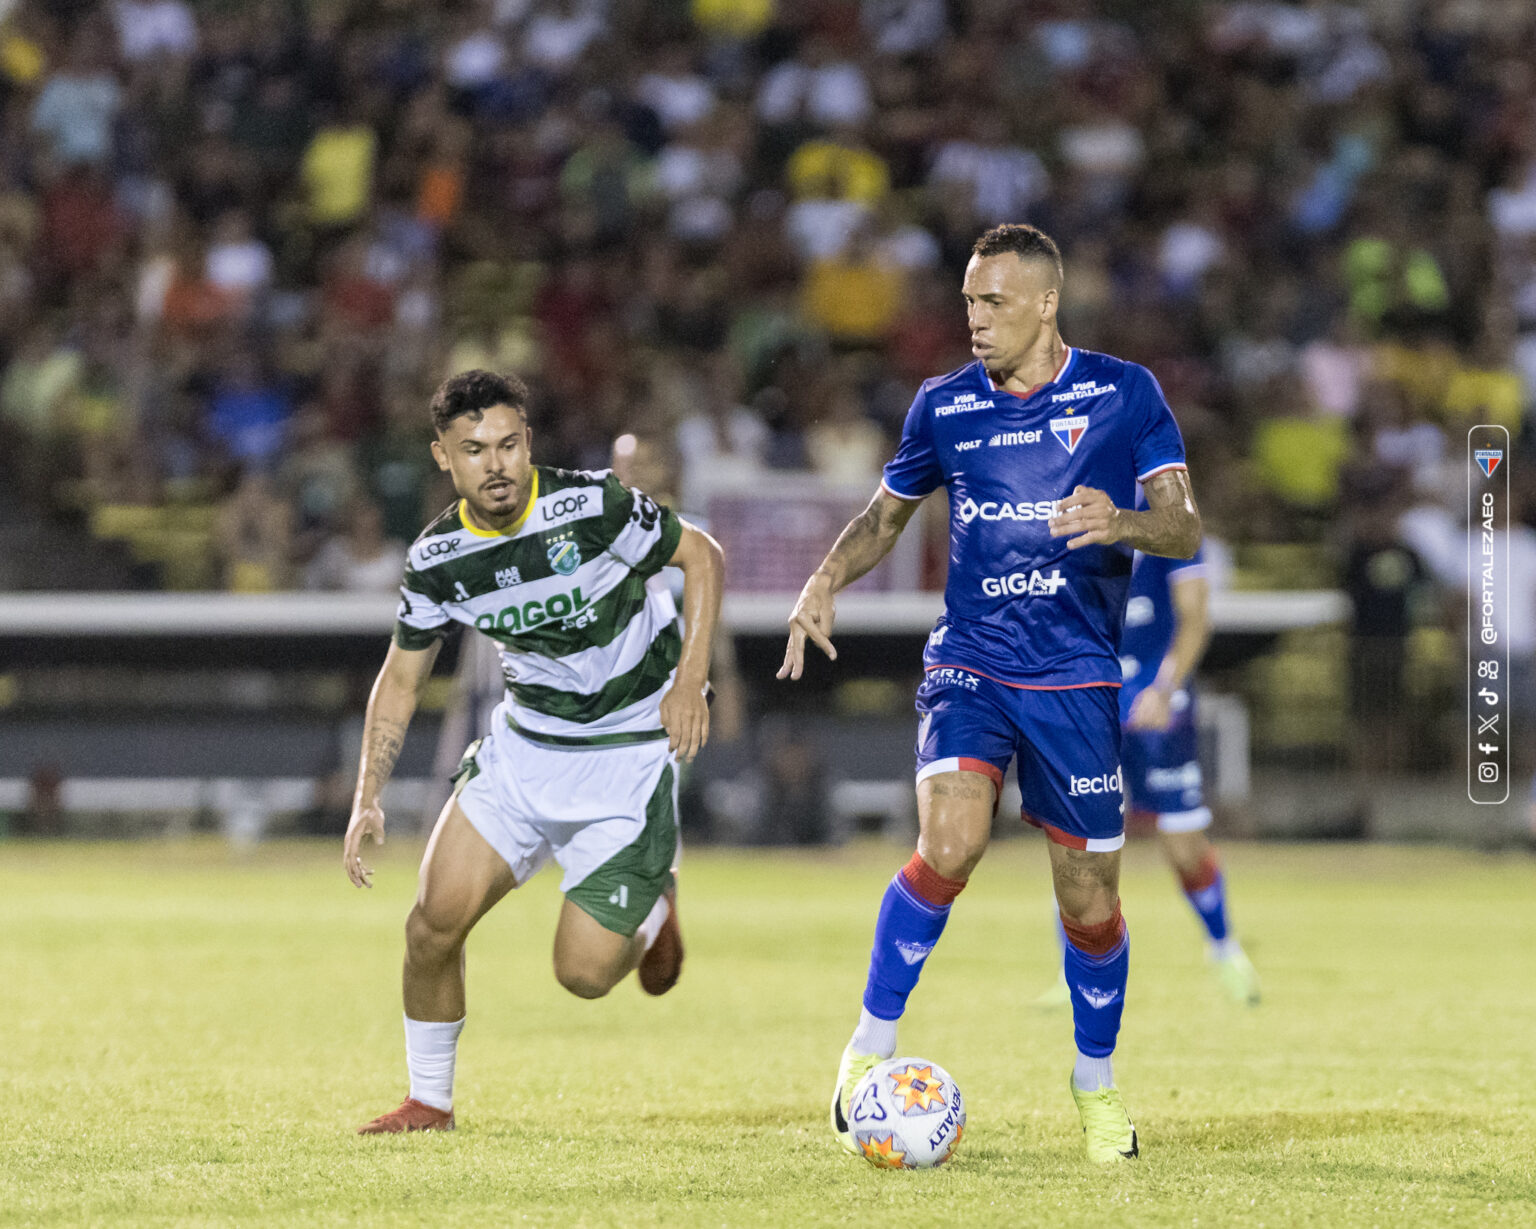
[848,1056,965,1169]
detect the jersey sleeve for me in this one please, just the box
[1127,365,1188,483]
[601,473,684,578]
[392,563,452,650]
[881,385,942,501]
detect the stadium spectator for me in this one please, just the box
[304,498,408,595]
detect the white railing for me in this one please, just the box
[0,589,1348,636]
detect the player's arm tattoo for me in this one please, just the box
[357,717,408,802]
[814,488,922,592]
[1115,469,1201,559]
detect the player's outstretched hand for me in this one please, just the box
[343,802,386,888]
[1049,485,1122,550]
[660,681,710,763]
[1126,685,1173,732]
[777,575,837,681]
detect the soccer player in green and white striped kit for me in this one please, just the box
[346,370,724,1134]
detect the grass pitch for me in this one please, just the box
[2,836,1533,1228]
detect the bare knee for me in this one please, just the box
[553,957,618,1000]
[1159,829,1211,877]
[1050,846,1120,925]
[919,833,988,881]
[406,903,469,967]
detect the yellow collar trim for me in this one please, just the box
[459,470,539,538]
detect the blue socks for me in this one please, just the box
[1061,905,1130,1060]
[860,853,966,1025]
[1179,852,1230,942]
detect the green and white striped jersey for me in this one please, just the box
[393,466,684,746]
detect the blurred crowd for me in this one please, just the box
[0,0,1534,624]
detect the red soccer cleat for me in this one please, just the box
[357,1097,455,1135]
[638,882,684,996]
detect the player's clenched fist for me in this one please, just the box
[1049,485,1123,550]
[778,574,838,680]
[343,802,385,888]
[660,680,710,762]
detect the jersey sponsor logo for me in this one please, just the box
[954,439,982,452]
[1077,984,1120,1009]
[1049,380,1115,405]
[927,625,948,647]
[956,497,1059,524]
[1125,595,1154,626]
[934,393,996,416]
[988,430,1042,447]
[496,566,523,588]
[1049,414,1089,455]
[544,493,590,520]
[926,667,979,690]
[981,568,1066,597]
[538,489,604,531]
[1476,449,1503,477]
[473,585,591,634]
[422,538,460,558]
[547,539,582,575]
[895,940,933,965]
[1069,768,1122,797]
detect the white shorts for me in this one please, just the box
[452,707,678,935]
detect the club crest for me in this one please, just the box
[1049,415,1089,455]
[547,539,581,575]
[1476,449,1502,478]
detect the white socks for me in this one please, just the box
[850,1007,898,1059]
[1074,1051,1115,1092]
[635,892,671,952]
[405,1015,464,1112]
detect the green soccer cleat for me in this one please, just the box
[829,1044,882,1155]
[1210,944,1261,1005]
[1070,1077,1139,1163]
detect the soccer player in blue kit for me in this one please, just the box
[1118,531,1261,1004]
[779,224,1201,1163]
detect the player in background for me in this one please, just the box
[780,224,1202,1164]
[345,370,723,1134]
[1039,524,1260,1006]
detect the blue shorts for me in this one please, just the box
[914,666,1124,852]
[1118,686,1210,833]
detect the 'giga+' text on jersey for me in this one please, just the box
[392,466,683,746]
[882,348,1188,688]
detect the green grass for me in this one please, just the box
[2,837,1534,1228]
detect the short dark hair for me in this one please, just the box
[429,369,529,434]
[971,224,1063,287]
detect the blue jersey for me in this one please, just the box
[1118,543,1207,706]
[882,348,1188,688]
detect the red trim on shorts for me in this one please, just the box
[1178,850,1221,894]
[1061,900,1126,957]
[1021,809,1125,852]
[900,852,967,908]
[924,665,1121,691]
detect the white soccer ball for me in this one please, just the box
[848,1056,966,1169]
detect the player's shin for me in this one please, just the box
[854,853,967,1054]
[404,1015,465,1112]
[1061,903,1129,1090]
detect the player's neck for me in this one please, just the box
[992,334,1068,397]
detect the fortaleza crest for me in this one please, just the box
[1049,414,1089,455]
[546,538,582,575]
[1476,449,1503,478]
